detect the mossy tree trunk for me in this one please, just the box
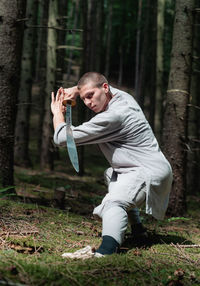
[0,0,26,188]
[162,0,194,216]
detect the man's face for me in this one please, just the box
[79,82,110,113]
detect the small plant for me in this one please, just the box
[0,186,16,199]
[167,217,190,222]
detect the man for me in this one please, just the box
[51,72,173,257]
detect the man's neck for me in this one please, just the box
[102,92,113,111]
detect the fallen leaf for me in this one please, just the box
[75,231,84,235]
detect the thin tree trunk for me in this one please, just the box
[118,44,123,86]
[57,0,68,85]
[148,1,157,130]
[117,5,126,86]
[137,0,151,110]
[135,0,142,101]
[0,0,26,188]
[104,0,113,78]
[80,0,88,74]
[155,0,165,140]
[77,0,87,176]
[40,0,58,170]
[14,0,37,167]
[36,0,49,154]
[95,0,104,72]
[67,0,79,80]
[88,0,97,71]
[162,0,194,216]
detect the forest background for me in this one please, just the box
[0,0,199,215]
[0,0,200,285]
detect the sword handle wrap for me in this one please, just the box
[62,99,76,107]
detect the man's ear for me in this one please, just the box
[102,83,109,93]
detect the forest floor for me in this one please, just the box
[0,154,200,285]
[0,83,200,285]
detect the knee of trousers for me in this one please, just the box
[93,190,146,220]
[101,200,128,217]
[93,199,128,219]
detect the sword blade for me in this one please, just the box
[66,104,79,173]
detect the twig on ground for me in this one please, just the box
[0,230,39,236]
[170,243,200,248]
[0,280,26,286]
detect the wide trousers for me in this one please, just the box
[93,167,146,245]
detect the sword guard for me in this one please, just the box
[62,99,76,107]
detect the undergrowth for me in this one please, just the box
[0,163,200,285]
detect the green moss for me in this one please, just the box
[1,170,200,286]
[0,197,200,285]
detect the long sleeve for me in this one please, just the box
[53,109,123,146]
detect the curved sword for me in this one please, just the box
[63,99,79,173]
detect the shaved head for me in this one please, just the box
[77,72,108,90]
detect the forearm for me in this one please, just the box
[53,113,65,131]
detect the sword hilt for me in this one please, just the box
[62,99,76,107]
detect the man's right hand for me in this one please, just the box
[63,86,79,102]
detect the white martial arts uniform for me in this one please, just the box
[54,86,173,244]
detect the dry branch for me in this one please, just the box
[171,243,200,248]
[0,230,39,236]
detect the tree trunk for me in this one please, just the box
[104,0,113,78]
[66,0,79,80]
[117,44,123,86]
[137,0,151,110]
[187,1,200,195]
[40,0,58,170]
[77,0,87,176]
[148,1,157,130]
[14,0,38,167]
[117,5,127,86]
[95,0,104,72]
[135,0,142,101]
[162,0,194,216]
[36,0,49,155]
[155,0,165,139]
[57,0,68,84]
[87,0,97,71]
[0,0,26,188]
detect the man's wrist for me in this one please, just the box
[53,113,65,130]
[64,86,80,100]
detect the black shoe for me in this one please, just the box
[131,223,148,239]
